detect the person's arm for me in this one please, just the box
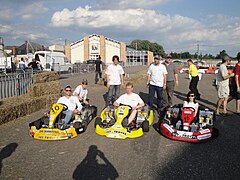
[75,98,83,112]
[163,74,167,89]
[147,74,151,86]
[175,73,179,86]
[236,74,240,92]
[134,102,145,110]
[120,74,124,87]
[113,101,119,107]
[73,86,81,100]
[100,63,102,72]
[195,103,199,117]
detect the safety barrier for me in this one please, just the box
[0,69,34,99]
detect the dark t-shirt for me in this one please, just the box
[95,60,102,72]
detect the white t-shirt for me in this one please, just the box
[106,64,124,85]
[73,85,88,100]
[115,93,144,108]
[216,64,229,87]
[57,96,82,111]
[147,64,168,87]
[183,101,198,116]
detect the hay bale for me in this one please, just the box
[0,94,60,125]
[33,71,59,84]
[27,81,61,97]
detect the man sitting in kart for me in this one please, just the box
[57,85,83,129]
[113,82,145,127]
[73,79,89,105]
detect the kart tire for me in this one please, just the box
[94,117,102,128]
[142,120,149,132]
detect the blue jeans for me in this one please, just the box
[62,110,74,126]
[149,85,163,110]
[95,71,102,84]
[107,85,120,105]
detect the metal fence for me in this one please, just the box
[0,69,34,100]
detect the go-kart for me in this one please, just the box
[160,104,215,143]
[95,104,154,139]
[29,103,97,140]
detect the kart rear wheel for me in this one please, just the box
[142,120,149,132]
[94,117,102,128]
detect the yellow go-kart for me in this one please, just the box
[95,104,154,139]
[29,103,97,140]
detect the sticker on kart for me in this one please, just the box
[173,131,197,139]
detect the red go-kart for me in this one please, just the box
[160,104,216,143]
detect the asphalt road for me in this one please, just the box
[0,66,240,180]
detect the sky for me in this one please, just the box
[0,0,240,57]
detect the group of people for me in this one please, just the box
[57,53,240,129]
[216,55,240,116]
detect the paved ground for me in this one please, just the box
[0,66,240,180]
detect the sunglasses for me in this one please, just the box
[82,83,88,85]
[189,95,195,97]
[65,89,72,92]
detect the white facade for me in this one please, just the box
[71,40,84,64]
[49,45,64,52]
[70,34,124,64]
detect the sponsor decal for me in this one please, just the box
[199,129,211,134]
[163,124,174,133]
[173,131,196,139]
[197,133,211,140]
[112,125,122,129]
[106,130,127,136]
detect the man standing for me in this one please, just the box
[106,55,124,105]
[95,56,103,84]
[162,54,179,110]
[215,56,235,116]
[234,55,240,115]
[187,59,201,100]
[57,85,83,129]
[147,56,167,112]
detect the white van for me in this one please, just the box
[34,51,73,72]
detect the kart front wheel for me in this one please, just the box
[142,120,149,132]
[94,117,102,128]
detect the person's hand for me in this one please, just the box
[163,84,166,89]
[121,83,124,89]
[107,83,110,89]
[230,73,235,77]
[73,109,78,114]
[238,87,240,93]
[175,80,179,86]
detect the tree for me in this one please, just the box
[128,40,165,57]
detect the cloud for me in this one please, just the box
[93,0,170,9]
[51,6,199,31]
[0,8,12,21]
[19,2,48,19]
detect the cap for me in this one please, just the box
[154,55,160,60]
[82,79,88,84]
[64,84,71,89]
[166,54,172,58]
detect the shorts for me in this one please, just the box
[217,84,229,99]
[236,91,240,100]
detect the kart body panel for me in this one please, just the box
[95,105,154,139]
[160,104,215,143]
[29,103,97,141]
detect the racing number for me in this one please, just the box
[51,105,60,114]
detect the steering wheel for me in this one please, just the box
[59,103,68,111]
[120,104,132,111]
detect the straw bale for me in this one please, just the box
[27,81,61,97]
[0,94,60,125]
[33,71,59,84]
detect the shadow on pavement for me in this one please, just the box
[155,115,240,179]
[0,143,18,175]
[72,145,119,180]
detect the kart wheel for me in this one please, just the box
[142,120,149,132]
[94,117,102,128]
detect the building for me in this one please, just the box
[126,47,153,66]
[70,34,126,64]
